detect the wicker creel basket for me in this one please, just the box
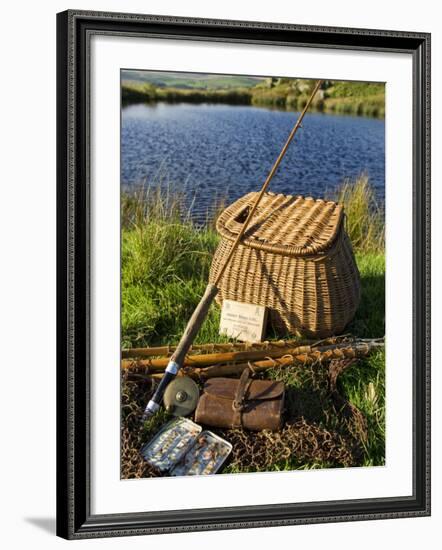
[209,192,361,338]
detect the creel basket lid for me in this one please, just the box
[216,192,344,256]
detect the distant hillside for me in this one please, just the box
[121,70,264,89]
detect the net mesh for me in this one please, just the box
[121,358,368,478]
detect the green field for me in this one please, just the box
[121,176,385,477]
[122,70,263,89]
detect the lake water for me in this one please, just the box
[122,102,385,222]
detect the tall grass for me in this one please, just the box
[324,81,385,117]
[121,184,222,349]
[121,182,189,228]
[332,174,385,253]
[324,96,385,118]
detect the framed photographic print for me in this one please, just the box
[56,10,431,539]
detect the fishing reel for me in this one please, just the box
[163,376,200,417]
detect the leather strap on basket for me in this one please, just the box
[231,367,252,428]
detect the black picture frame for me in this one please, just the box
[56,9,431,540]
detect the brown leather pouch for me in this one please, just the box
[194,368,284,431]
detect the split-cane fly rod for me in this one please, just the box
[142,80,323,419]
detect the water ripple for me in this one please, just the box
[122,103,385,222]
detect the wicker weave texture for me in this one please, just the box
[210,193,361,338]
[217,192,344,256]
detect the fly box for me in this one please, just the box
[171,431,232,476]
[141,417,231,475]
[140,417,201,472]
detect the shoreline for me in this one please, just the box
[122,84,385,119]
[122,98,386,120]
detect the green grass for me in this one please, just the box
[339,349,385,466]
[122,78,385,118]
[121,188,222,349]
[121,176,385,469]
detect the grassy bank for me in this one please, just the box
[122,78,385,118]
[122,81,251,105]
[121,176,385,472]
